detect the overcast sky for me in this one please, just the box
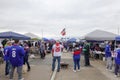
[0,0,120,38]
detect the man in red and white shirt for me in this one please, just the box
[52,40,64,72]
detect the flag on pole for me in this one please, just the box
[61,28,66,36]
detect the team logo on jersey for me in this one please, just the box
[55,46,60,52]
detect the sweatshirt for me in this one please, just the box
[73,46,82,59]
[105,44,111,58]
[4,46,11,61]
[8,45,25,66]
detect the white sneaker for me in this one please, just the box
[73,70,76,72]
[109,69,112,72]
[114,75,117,77]
[6,75,9,78]
[77,69,80,71]
[118,73,120,76]
[106,68,108,71]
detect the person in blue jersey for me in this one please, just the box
[8,39,25,80]
[4,41,12,76]
[105,41,112,71]
[114,44,120,77]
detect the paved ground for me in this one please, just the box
[0,54,53,80]
[55,52,120,80]
[0,52,120,80]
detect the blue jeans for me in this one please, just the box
[73,58,80,70]
[115,64,120,75]
[52,56,61,71]
[5,60,10,75]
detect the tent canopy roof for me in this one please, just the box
[0,31,31,40]
[24,32,40,39]
[115,36,120,41]
[84,29,118,41]
[67,38,76,42]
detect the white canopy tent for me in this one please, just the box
[84,30,118,41]
[24,33,40,39]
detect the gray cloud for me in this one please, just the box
[0,0,120,38]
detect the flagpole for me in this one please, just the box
[64,25,66,42]
[42,30,43,38]
[64,27,66,42]
[41,29,43,39]
[64,29,66,42]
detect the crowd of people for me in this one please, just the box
[0,39,56,80]
[0,39,33,80]
[61,40,120,77]
[0,40,27,80]
[0,39,120,79]
[105,41,120,77]
[83,41,120,77]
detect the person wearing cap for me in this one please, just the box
[4,41,12,76]
[52,40,64,72]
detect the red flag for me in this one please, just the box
[61,28,66,36]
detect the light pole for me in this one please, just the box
[118,27,119,35]
[41,29,43,39]
[115,14,120,35]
